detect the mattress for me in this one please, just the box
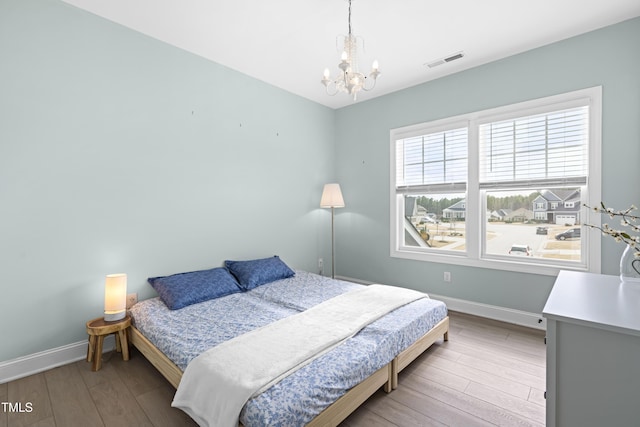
[130,271,447,426]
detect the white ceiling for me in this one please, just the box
[61,0,640,109]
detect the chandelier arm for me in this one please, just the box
[361,72,379,92]
[362,79,377,92]
[325,84,340,96]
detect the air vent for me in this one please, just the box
[426,59,446,68]
[425,51,465,68]
[444,52,464,62]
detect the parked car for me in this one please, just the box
[555,228,581,240]
[420,216,439,224]
[536,226,548,235]
[509,244,532,256]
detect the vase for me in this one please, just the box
[620,245,640,283]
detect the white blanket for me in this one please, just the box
[171,284,427,427]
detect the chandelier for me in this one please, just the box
[321,0,380,100]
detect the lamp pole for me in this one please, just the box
[331,206,336,278]
[320,183,345,279]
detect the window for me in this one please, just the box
[394,124,468,253]
[390,87,602,275]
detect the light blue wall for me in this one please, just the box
[2,0,638,365]
[334,17,640,313]
[0,0,335,362]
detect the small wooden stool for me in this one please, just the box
[86,315,131,371]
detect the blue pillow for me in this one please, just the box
[224,256,295,290]
[148,267,242,310]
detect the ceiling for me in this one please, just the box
[61,0,640,109]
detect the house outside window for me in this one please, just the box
[390,87,602,275]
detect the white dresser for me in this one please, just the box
[543,270,640,427]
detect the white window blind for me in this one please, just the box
[396,127,468,193]
[479,106,588,189]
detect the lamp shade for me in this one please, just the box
[104,273,127,321]
[320,183,345,208]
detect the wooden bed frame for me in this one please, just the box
[129,316,449,426]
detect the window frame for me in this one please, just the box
[389,87,602,276]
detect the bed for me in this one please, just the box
[128,258,448,426]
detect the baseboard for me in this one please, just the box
[428,293,546,330]
[0,335,115,384]
[336,275,547,331]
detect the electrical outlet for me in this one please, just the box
[443,272,451,283]
[126,293,138,309]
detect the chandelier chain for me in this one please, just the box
[348,0,352,35]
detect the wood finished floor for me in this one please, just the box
[0,312,545,427]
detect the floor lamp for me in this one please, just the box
[320,183,345,278]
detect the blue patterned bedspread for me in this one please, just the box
[130,271,448,426]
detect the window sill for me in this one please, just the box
[390,248,590,276]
